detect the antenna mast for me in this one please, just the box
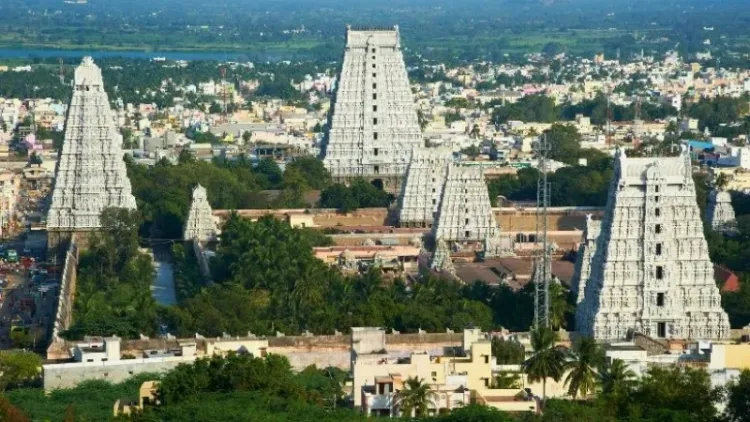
[220,66,228,124]
[606,86,613,147]
[533,134,551,329]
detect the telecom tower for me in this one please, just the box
[220,66,228,124]
[533,134,551,328]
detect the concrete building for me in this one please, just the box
[575,149,730,340]
[353,328,536,416]
[322,26,423,193]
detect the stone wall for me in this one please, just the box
[46,236,79,360]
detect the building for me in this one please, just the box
[353,328,536,416]
[575,149,730,340]
[114,381,159,417]
[47,57,137,250]
[398,147,453,228]
[183,184,219,242]
[432,165,513,259]
[322,26,423,193]
[706,190,737,235]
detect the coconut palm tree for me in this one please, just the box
[394,376,438,417]
[600,358,636,396]
[564,337,604,399]
[548,282,573,331]
[521,326,567,401]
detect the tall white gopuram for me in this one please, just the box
[570,215,601,304]
[322,26,423,193]
[706,189,737,235]
[47,57,137,241]
[575,149,730,340]
[183,185,219,242]
[432,165,512,257]
[398,147,453,228]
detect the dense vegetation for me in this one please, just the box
[2,0,750,64]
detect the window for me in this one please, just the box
[373,83,377,89]
[656,266,663,280]
[373,118,378,125]
[103,373,109,377]
[431,371,437,378]
[465,218,469,224]
[372,48,376,53]
[465,208,469,213]
[654,196,660,203]
[374,165,380,174]
[465,230,471,238]
[484,355,490,364]
[372,55,375,60]
[374,132,378,140]
[655,186,660,193]
[372,63,376,69]
[374,148,379,156]
[656,243,662,255]
[373,105,378,112]
[432,199,436,205]
[657,322,666,338]
[657,293,665,307]
[373,73,377,78]
[655,224,662,234]
[432,188,435,193]
[655,208,661,217]
[373,93,377,100]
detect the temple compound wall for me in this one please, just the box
[322,26,423,193]
[575,150,730,341]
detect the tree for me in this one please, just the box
[521,327,566,401]
[242,131,252,143]
[0,351,42,392]
[286,156,332,190]
[394,376,437,417]
[493,371,522,389]
[726,369,750,422]
[564,337,603,399]
[491,337,525,364]
[599,358,635,397]
[28,152,42,165]
[461,145,481,159]
[716,172,730,191]
[545,124,582,165]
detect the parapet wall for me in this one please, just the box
[46,236,79,359]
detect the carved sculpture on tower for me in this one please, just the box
[706,189,737,235]
[570,215,601,304]
[321,26,423,193]
[183,185,219,242]
[47,57,137,249]
[575,149,730,340]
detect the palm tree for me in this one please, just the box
[564,337,604,399]
[599,358,636,396]
[522,327,566,401]
[548,282,573,331]
[394,377,438,417]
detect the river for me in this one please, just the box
[0,47,300,62]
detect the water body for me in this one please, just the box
[0,47,299,62]
[150,247,177,306]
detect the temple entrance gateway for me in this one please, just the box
[371,179,384,191]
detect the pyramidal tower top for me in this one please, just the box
[183,184,219,242]
[322,25,423,193]
[575,149,729,340]
[47,57,137,233]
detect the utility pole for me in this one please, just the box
[533,134,550,329]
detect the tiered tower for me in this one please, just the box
[575,149,730,340]
[322,26,423,193]
[183,185,219,242]
[570,215,601,304]
[47,57,137,248]
[706,189,737,235]
[398,147,453,228]
[432,165,512,257]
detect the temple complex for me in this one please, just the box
[575,149,730,340]
[47,57,137,249]
[706,189,737,235]
[183,184,219,242]
[322,26,423,193]
[398,147,453,228]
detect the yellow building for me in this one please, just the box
[114,381,159,416]
[353,328,537,417]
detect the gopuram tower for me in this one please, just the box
[322,26,423,193]
[575,149,729,340]
[47,57,137,250]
